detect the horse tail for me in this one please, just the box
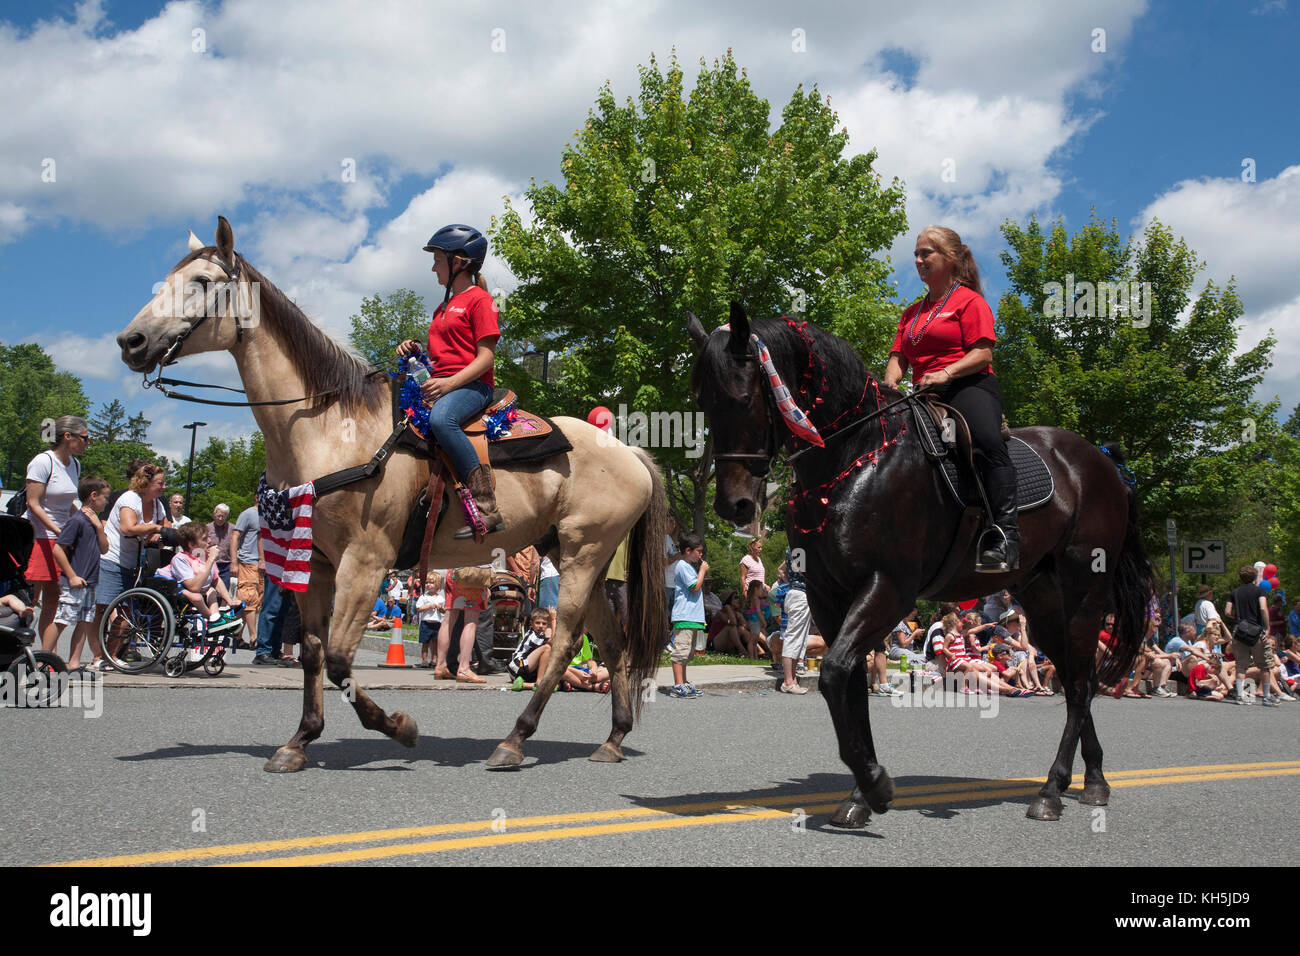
[626,447,668,718]
[1097,443,1155,685]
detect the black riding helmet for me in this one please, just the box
[423,224,487,308]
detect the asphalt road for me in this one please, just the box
[7,681,1298,867]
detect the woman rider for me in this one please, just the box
[883,226,1018,572]
[396,224,504,538]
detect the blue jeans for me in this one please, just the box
[256,576,286,658]
[428,381,492,481]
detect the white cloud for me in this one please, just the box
[1137,165,1300,411]
[1,0,1145,247]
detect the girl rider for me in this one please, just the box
[397,224,504,538]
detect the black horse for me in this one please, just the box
[689,304,1154,826]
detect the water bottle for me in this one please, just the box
[407,357,430,384]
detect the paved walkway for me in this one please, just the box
[71,631,820,692]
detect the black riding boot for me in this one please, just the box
[976,464,1020,573]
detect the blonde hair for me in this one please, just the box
[426,572,444,592]
[941,612,960,634]
[920,225,983,297]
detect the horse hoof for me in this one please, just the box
[263,747,307,773]
[589,742,624,763]
[1026,795,1063,821]
[392,712,418,749]
[866,767,894,814]
[828,798,871,829]
[485,743,523,768]
[1079,784,1110,806]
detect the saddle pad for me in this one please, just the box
[396,412,572,467]
[914,410,1053,511]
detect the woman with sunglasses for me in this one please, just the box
[22,415,89,652]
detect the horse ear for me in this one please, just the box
[215,216,235,264]
[728,301,750,354]
[687,312,709,351]
[187,229,204,253]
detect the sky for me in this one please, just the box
[0,0,1296,466]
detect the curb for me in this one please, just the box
[659,673,820,694]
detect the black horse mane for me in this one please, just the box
[694,314,897,432]
[172,248,386,412]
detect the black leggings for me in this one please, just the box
[933,372,1011,469]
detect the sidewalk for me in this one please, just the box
[78,631,820,693]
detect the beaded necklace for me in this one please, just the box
[907,281,959,346]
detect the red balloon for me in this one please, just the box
[958,599,978,611]
[1264,563,1278,578]
[1270,576,1281,589]
[587,405,613,432]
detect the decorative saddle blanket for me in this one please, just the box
[911,402,1054,512]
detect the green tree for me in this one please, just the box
[88,399,128,443]
[0,343,89,490]
[995,214,1280,559]
[168,433,266,521]
[493,51,907,535]
[348,289,430,369]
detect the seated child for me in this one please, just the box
[509,608,554,690]
[154,522,243,627]
[1187,657,1227,700]
[366,591,392,630]
[563,632,611,693]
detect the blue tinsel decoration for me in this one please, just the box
[485,403,518,440]
[394,355,434,435]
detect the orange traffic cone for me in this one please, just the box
[378,617,411,668]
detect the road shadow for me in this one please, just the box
[621,771,1066,834]
[115,735,645,771]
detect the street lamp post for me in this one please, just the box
[522,349,551,383]
[183,422,207,518]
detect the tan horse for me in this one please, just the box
[117,217,667,772]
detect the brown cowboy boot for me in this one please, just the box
[453,464,505,539]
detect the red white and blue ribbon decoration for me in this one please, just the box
[719,325,824,448]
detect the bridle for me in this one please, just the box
[141,252,383,408]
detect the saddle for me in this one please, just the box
[390,376,573,578]
[910,395,1054,598]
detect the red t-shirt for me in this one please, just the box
[426,286,499,387]
[1098,628,1117,648]
[891,285,996,382]
[1188,662,1209,686]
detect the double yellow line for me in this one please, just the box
[46,760,1300,867]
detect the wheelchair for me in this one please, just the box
[98,535,243,678]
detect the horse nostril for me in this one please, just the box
[121,332,146,352]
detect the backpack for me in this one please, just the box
[5,452,80,517]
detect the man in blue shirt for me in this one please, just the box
[1288,599,1300,638]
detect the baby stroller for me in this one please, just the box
[0,514,67,706]
[490,569,531,660]
[97,532,242,678]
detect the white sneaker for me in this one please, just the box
[779,681,808,695]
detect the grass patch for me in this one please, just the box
[657,651,772,667]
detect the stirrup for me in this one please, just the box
[975,525,1015,574]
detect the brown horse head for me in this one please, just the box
[118,216,254,372]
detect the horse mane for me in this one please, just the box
[172,248,386,412]
[748,315,901,419]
